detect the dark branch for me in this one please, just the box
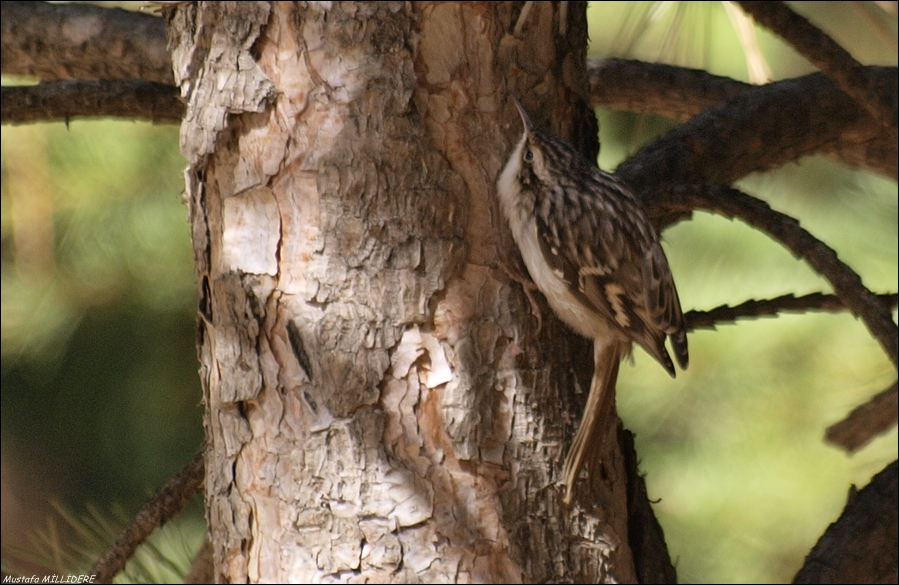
[183,537,214,584]
[655,184,899,370]
[823,133,897,178]
[793,461,898,584]
[615,67,898,197]
[89,448,205,584]
[1,1,173,83]
[687,294,899,450]
[826,382,899,453]
[590,59,896,178]
[738,2,898,133]
[621,429,677,584]
[1,81,183,125]
[685,293,899,332]
[588,58,752,121]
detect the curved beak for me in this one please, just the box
[509,94,534,134]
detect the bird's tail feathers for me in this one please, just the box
[562,339,624,504]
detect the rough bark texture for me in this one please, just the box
[165,1,661,582]
[589,59,897,180]
[0,80,182,125]
[1,1,893,582]
[0,1,172,83]
[793,461,898,584]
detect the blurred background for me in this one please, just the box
[2,2,897,583]
[1,118,204,580]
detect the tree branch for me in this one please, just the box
[616,67,898,199]
[6,0,896,180]
[793,461,898,584]
[655,184,899,371]
[588,58,752,121]
[684,293,899,332]
[1,1,172,83]
[1,81,183,125]
[621,429,677,584]
[688,294,899,450]
[737,1,898,133]
[826,382,899,453]
[590,59,896,178]
[89,448,205,584]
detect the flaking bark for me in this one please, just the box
[165,1,656,581]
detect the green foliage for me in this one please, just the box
[2,499,204,583]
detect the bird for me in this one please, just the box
[496,96,688,503]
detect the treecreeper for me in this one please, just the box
[496,96,689,503]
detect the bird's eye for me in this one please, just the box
[524,149,534,162]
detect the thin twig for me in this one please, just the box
[685,292,899,331]
[656,184,899,370]
[89,448,205,583]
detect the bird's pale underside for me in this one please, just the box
[497,96,688,504]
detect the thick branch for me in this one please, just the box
[0,1,172,83]
[616,67,897,201]
[590,59,896,178]
[655,184,899,370]
[615,67,898,195]
[1,81,182,125]
[738,1,898,132]
[588,58,751,121]
[823,132,897,177]
[684,293,899,332]
[89,448,205,584]
[793,461,898,584]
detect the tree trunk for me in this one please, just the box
[164,2,670,582]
